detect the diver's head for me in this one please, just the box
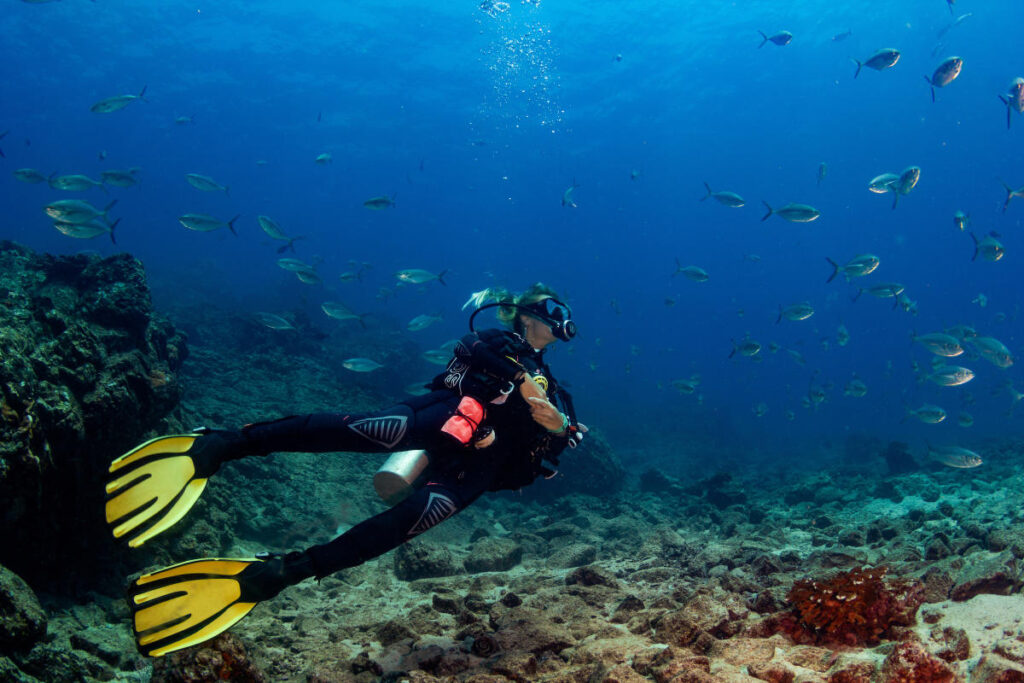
[469,283,576,348]
[508,284,576,346]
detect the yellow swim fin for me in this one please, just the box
[129,558,262,657]
[105,430,242,547]
[129,553,316,657]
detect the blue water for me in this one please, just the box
[3,1,1022,466]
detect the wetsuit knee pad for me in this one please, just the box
[346,404,416,449]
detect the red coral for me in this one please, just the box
[781,567,924,647]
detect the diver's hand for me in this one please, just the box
[519,374,547,401]
[527,396,567,432]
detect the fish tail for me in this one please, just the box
[359,315,368,329]
[108,218,120,245]
[970,232,978,261]
[852,289,863,303]
[757,30,767,48]
[853,59,862,79]
[138,85,148,101]
[728,340,737,359]
[775,305,782,325]
[438,270,448,286]
[224,185,230,197]
[672,257,681,276]
[891,191,899,210]
[760,201,773,222]
[228,214,241,236]
[1001,97,1012,129]
[102,199,118,218]
[825,257,839,283]
[1002,181,1014,212]
[701,181,712,201]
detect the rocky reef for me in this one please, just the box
[4,241,1024,682]
[0,242,185,588]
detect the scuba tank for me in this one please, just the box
[373,450,431,505]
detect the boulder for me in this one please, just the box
[0,565,47,651]
[464,537,522,574]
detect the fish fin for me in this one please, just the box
[760,201,773,222]
[728,341,736,359]
[775,305,782,325]
[1001,96,1011,129]
[970,232,978,261]
[891,191,899,210]
[853,59,862,79]
[852,289,863,303]
[227,214,240,236]
[108,218,120,245]
[438,270,447,286]
[825,257,839,283]
[672,257,681,276]
[757,30,767,48]
[47,172,57,188]
[701,181,711,201]
[225,186,230,198]
[103,199,119,216]
[138,85,148,101]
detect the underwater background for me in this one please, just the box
[5,0,1024,464]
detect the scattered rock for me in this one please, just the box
[930,625,971,662]
[565,565,619,588]
[463,537,523,574]
[150,633,264,683]
[879,641,955,683]
[971,654,1024,683]
[546,543,597,569]
[950,550,1021,601]
[394,542,460,581]
[747,661,795,683]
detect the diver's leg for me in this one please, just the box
[303,467,492,577]
[237,391,462,455]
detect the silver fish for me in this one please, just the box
[968,337,1013,368]
[343,357,383,372]
[185,173,229,195]
[752,402,769,417]
[904,404,947,424]
[971,232,1004,262]
[729,338,761,359]
[404,382,432,396]
[760,202,820,223]
[927,366,975,387]
[44,199,117,225]
[891,166,921,209]
[854,283,905,301]
[49,173,106,192]
[853,48,900,78]
[178,213,239,235]
[295,270,322,285]
[953,210,970,231]
[957,411,974,428]
[396,269,447,286]
[408,313,443,331]
[1001,182,1024,213]
[868,173,900,194]
[928,444,982,469]
[53,217,119,243]
[321,302,363,322]
[701,182,745,207]
[254,312,295,331]
[913,332,963,357]
[363,195,395,210]
[671,375,701,394]
[837,324,850,347]
[1000,77,1024,129]
[422,349,452,366]
[758,30,792,48]
[315,152,333,164]
[90,85,147,113]
[777,302,814,323]
[257,215,289,241]
[826,254,879,283]
[817,162,827,186]
[101,168,141,188]
[277,258,315,273]
[844,377,867,397]
[925,57,963,102]
[13,168,47,184]
[673,260,709,282]
[561,181,579,208]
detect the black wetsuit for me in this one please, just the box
[238,328,576,579]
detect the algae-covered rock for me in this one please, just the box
[0,242,185,587]
[0,564,47,651]
[464,537,523,574]
[395,541,460,580]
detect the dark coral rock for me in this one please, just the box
[499,592,521,608]
[150,633,265,683]
[0,243,185,590]
[350,651,383,676]
[972,654,1024,682]
[748,661,795,683]
[931,626,971,662]
[879,641,955,682]
[882,441,916,475]
[432,594,460,615]
[0,564,47,651]
[565,565,619,588]
[639,467,680,494]
[394,542,459,581]
[611,595,645,623]
[781,567,924,647]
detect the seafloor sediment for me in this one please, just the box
[1,244,1023,682]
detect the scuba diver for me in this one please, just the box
[105,283,586,657]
